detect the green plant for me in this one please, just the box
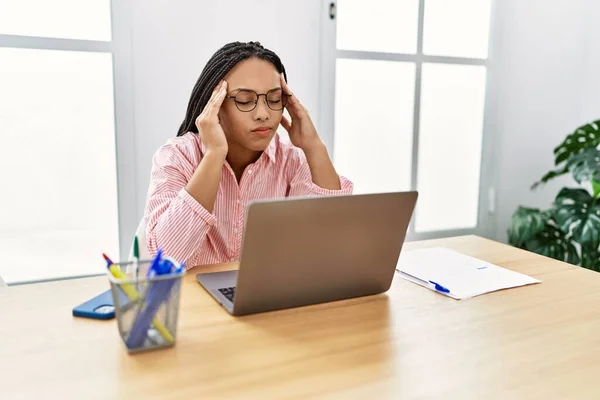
[508,119,600,271]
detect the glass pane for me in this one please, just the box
[334,59,415,194]
[336,0,419,54]
[423,0,492,59]
[0,0,112,41]
[0,48,119,283]
[416,63,487,232]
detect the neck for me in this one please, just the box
[226,142,262,180]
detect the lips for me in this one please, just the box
[251,126,272,138]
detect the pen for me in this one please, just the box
[133,236,140,281]
[147,249,163,277]
[429,280,451,294]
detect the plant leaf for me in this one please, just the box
[593,179,600,199]
[581,244,600,272]
[508,207,548,246]
[566,147,600,184]
[524,223,580,265]
[554,187,600,244]
[531,166,568,190]
[554,120,600,165]
[532,120,600,188]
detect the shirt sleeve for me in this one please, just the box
[287,147,353,197]
[144,143,217,265]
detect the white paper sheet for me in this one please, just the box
[396,247,541,299]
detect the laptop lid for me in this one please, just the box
[230,191,418,316]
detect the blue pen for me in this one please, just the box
[429,280,451,294]
[146,249,163,277]
[126,259,180,348]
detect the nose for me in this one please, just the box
[253,94,270,121]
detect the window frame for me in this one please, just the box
[318,0,499,241]
[0,0,137,281]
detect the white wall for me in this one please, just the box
[578,2,600,122]
[129,0,323,221]
[126,0,600,245]
[492,0,600,242]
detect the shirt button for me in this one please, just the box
[234,228,239,234]
[248,169,253,175]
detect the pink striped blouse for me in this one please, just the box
[144,132,353,268]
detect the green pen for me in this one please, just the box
[133,235,140,281]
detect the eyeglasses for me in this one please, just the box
[226,88,290,112]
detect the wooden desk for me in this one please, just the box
[2,235,600,399]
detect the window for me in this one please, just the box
[320,0,494,239]
[0,0,112,41]
[0,1,134,284]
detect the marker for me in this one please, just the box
[133,236,140,280]
[107,263,140,301]
[102,253,114,266]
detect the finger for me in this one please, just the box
[212,80,224,95]
[280,75,306,115]
[205,80,226,108]
[286,93,303,110]
[201,91,218,118]
[213,80,228,106]
[198,82,226,127]
[280,115,292,132]
[207,81,228,116]
[206,80,224,103]
[284,95,306,120]
[280,73,292,94]
[281,74,299,106]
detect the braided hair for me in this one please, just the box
[177,41,288,137]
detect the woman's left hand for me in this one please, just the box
[279,74,324,152]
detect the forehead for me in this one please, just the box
[225,57,280,92]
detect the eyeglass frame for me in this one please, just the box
[225,88,291,112]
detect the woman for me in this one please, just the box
[144,41,353,267]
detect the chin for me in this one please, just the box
[245,140,271,152]
[246,133,275,151]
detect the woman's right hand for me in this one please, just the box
[185,80,229,213]
[195,80,228,155]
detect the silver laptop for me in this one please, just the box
[196,191,418,316]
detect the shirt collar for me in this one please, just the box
[263,137,277,163]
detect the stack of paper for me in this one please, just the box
[396,247,541,299]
